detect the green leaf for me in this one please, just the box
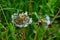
[0,23,3,29]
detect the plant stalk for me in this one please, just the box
[29,0,32,14]
[22,27,25,40]
[34,27,40,40]
[51,9,60,24]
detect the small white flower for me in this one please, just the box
[44,14,50,29]
[12,12,32,28]
[45,14,50,25]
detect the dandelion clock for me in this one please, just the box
[11,11,32,40]
[11,12,32,28]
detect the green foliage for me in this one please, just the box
[0,0,60,40]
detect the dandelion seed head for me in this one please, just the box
[12,11,32,28]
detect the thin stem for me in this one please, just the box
[41,29,47,40]
[48,27,60,36]
[34,30,38,40]
[29,0,32,14]
[34,13,40,19]
[45,27,60,39]
[47,3,54,14]
[22,27,25,40]
[51,9,60,23]
[0,8,22,11]
[34,27,39,40]
[0,4,8,24]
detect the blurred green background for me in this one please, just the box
[0,0,60,40]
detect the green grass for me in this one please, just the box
[0,0,60,40]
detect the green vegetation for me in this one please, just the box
[0,0,60,40]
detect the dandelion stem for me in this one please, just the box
[22,27,25,40]
[29,0,32,14]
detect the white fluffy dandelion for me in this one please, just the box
[45,14,50,25]
[11,12,32,28]
[44,14,50,29]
